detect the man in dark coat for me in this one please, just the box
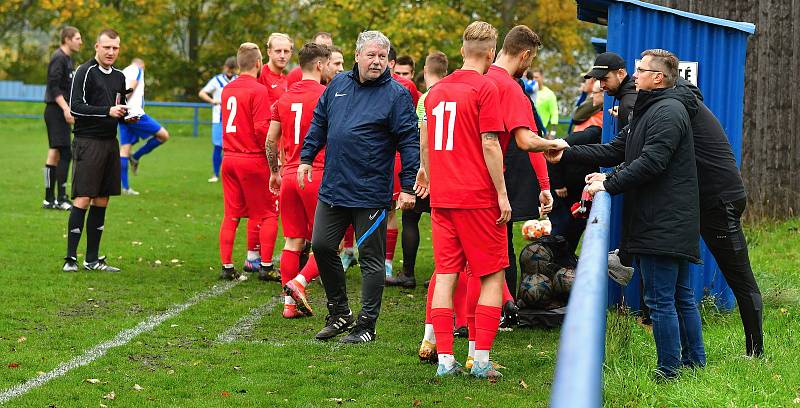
[677,77,763,357]
[584,51,637,132]
[300,30,420,344]
[547,49,706,379]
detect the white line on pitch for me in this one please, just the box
[0,280,240,405]
[216,296,281,343]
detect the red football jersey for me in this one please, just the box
[271,79,327,175]
[392,73,421,108]
[257,65,288,108]
[425,69,504,209]
[220,75,271,154]
[485,64,550,189]
[285,66,303,87]
[485,65,538,153]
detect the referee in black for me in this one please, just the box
[43,26,82,210]
[63,29,132,273]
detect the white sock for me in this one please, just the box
[261,262,273,267]
[295,274,308,287]
[423,324,436,343]
[247,250,259,261]
[223,263,234,269]
[438,354,456,368]
[474,349,490,365]
[285,296,295,305]
[468,341,476,358]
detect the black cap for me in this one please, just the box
[584,52,626,79]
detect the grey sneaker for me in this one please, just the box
[83,256,120,272]
[436,361,465,377]
[63,256,79,272]
[608,249,634,286]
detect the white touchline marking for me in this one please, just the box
[0,280,240,405]
[216,296,280,343]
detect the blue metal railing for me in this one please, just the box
[550,191,611,408]
[0,97,211,137]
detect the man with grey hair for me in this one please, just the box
[300,30,420,344]
[546,48,706,380]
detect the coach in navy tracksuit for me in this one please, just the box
[299,31,419,344]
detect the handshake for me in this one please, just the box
[544,138,569,163]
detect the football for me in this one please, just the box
[522,219,543,240]
[517,273,553,309]
[519,242,561,279]
[552,267,577,299]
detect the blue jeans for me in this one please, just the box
[638,254,706,377]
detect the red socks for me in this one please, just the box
[503,280,514,304]
[343,225,355,248]
[386,228,398,261]
[299,253,320,281]
[246,218,260,253]
[430,308,454,355]
[259,215,279,262]
[454,271,469,328]
[474,304,502,351]
[280,249,301,285]
[219,216,239,265]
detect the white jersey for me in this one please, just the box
[201,73,237,123]
[123,63,145,115]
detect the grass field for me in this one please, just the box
[0,101,799,407]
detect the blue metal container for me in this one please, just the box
[576,0,756,311]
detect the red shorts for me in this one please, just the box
[221,155,277,219]
[431,207,509,277]
[392,153,402,201]
[280,169,322,240]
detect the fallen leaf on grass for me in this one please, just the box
[527,344,533,349]
[793,397,800,404]
[85,378,101,384]
[36,371,46,376]
[133,384,143,391]
[170,259,180,263]
[519,379,528,389]
[8,362,20,368]
[17,336,26,343]
[328,398,343,403]
[103,391,116,400]
[100,404,108,408]
[154,260,162,265]
[233,366,241,371]
[170,324,179,328]
[221,391,231,397]
[412,400,422,407]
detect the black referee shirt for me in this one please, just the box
[69,58,127,139]
[44,48,74,104]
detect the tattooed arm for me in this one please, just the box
[266,120,282,194]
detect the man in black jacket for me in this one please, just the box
[547,49,706,379]
[584,52,637,132]
[43,26,82,210]
[62,29,131,273]
[677,78,763,357]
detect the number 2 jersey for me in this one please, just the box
[220,75,271,155]
[424,69,504,209]
[271,79,326,175]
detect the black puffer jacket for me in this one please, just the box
[613,74,638,132]
[562,86,700,263]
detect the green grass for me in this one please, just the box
[0,103,799,407]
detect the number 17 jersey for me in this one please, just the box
[271,79,327,175]
[424,69,504,209]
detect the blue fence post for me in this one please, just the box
[550,191,611,408]
[193,106,199,138]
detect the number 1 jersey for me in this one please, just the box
[424,69,504,209]
[271,79,327,175]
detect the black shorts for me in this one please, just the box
[71,137,121,198]
[44,103,71,148]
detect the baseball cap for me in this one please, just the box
[584,52,626,79]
